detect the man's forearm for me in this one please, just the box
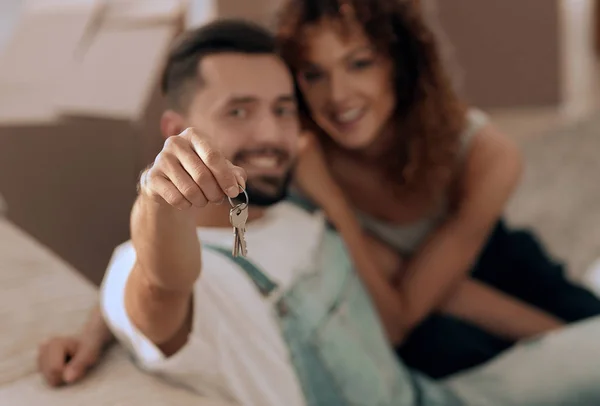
[441,279,564,341]
[131,190,201,292]
[125,192,201,345]
[80,305,114,349]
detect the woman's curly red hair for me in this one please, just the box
[277,0,467,199]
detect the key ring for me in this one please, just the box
[227,185,249,211]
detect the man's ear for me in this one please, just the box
[160,110,186,139]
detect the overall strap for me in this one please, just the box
[203,244,278,297]
[285,190,319,214]
[286,192,337,232]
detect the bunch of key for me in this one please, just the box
[228,186,249,257]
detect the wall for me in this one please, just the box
[188,0,282,28]
[432,0,561,108]
[597,1,600,55]
[207,0,564,108]
[215,0,282,28]
[2,0,565,109]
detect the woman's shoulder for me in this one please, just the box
[465,108,489,130]
[457,107,490,157]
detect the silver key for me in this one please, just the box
[230,204,248,257]
[237,217,248,257]
[230,208,239,257]
[232,227,239,257]
[234,206,248,257]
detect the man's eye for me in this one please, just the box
[276,106,298,117]
[228,108,247,118]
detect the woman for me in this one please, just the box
[277,0,600,378]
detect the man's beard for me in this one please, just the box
[230,148,293,207]
[244,171,293,207]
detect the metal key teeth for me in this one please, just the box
[230,204,248,257]
[232,228,239,257]
[238,228,247,256]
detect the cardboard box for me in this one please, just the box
[0,0,188,284]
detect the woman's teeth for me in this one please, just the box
[336,108,363,124]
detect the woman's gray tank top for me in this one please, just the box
[356,108,489,255]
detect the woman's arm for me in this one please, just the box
[360,221,563,343]
[391,124,524,332]
[440,279,562,341]
[321,189,561,344]
[393,125,522,327]
[362,224,564,341]
[324,199,412,343]
[295,133,412,342]
[298,128,563,343]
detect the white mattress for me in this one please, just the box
[0,219,229,405]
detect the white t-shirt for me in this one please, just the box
[100,202,327,406]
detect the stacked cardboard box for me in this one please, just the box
[0,0,189,284]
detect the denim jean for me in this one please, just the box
[444,315,600,406]
[205,229,461,405]
[206,217,600,406]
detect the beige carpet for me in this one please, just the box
[505,115,600,278]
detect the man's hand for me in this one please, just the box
[37,335,102,386]
[37,306,113,387]
[127,128,247,347]
[141,127,247,210]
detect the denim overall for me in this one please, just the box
[204,218,463,406]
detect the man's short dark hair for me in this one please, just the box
[160,19,276,112]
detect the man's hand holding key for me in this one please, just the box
[140,127,247,210]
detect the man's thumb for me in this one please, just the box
[63,351,94,383]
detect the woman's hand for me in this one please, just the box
[294,132,345,212]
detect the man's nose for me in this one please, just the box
[253,115,282,143]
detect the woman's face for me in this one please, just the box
[296,20,396,150]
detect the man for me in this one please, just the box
[37,19,600,406]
